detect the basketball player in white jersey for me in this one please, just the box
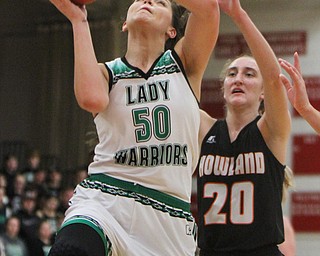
[48,0,220,255]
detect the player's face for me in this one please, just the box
[223,56,264,109]
[124,0,174,35]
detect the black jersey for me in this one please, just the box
[197,116,285,255]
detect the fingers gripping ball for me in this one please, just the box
[71,0,95,6]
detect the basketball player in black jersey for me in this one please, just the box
[197,0,291,255]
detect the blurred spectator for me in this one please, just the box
[15,190,41,253]
[31,169,48,204]
[57,186,74,216]
[0,216,28,256]
[0,187,12,234]
[9,174,27,214]
[0,237,5,256]
[23,150,41,184]
[0,174,7,191]
[28,220,53,256]
[46,169,62,198]
[73,168,88,187]
[36,194,61,236]
[1,154,20,200]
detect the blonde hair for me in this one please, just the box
[283,166,295,202]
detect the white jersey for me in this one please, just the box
[88,50,200,202]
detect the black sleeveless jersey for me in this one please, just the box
[197,116,285,254]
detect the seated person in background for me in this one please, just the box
[0,215,29,256]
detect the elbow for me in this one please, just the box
[203,0,219,17]
[208,0,219,9]
[77,95,109,114]
[190,0,219,18]
[75,79,109,113]
[200,0,220,27]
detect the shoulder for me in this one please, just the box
[258,114,289,164]
[199,110,217,143]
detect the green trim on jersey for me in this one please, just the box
[108,51,181,85]
[151,50,181,76]
[109,59,139,83]
[80,174,194,221]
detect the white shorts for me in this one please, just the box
[62,174,197,256]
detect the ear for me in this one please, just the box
[122,21,128,32]
[166,26,177,39]
[259,92,264,101]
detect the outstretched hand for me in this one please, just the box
[50,0,88,23]
[279,52,310,113]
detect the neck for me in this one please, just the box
[226,111,258,129]
[226,109,259,142]
[125,31,166,72]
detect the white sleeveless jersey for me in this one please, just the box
[88,50,200,202]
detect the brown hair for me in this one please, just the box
[165,2,189,50]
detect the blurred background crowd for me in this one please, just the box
[0,149,88,256]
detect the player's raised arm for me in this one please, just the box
[174,0,220,100]
[219,0,291,162]
[50,0,109,114]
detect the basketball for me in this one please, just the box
[71,0,95,5]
